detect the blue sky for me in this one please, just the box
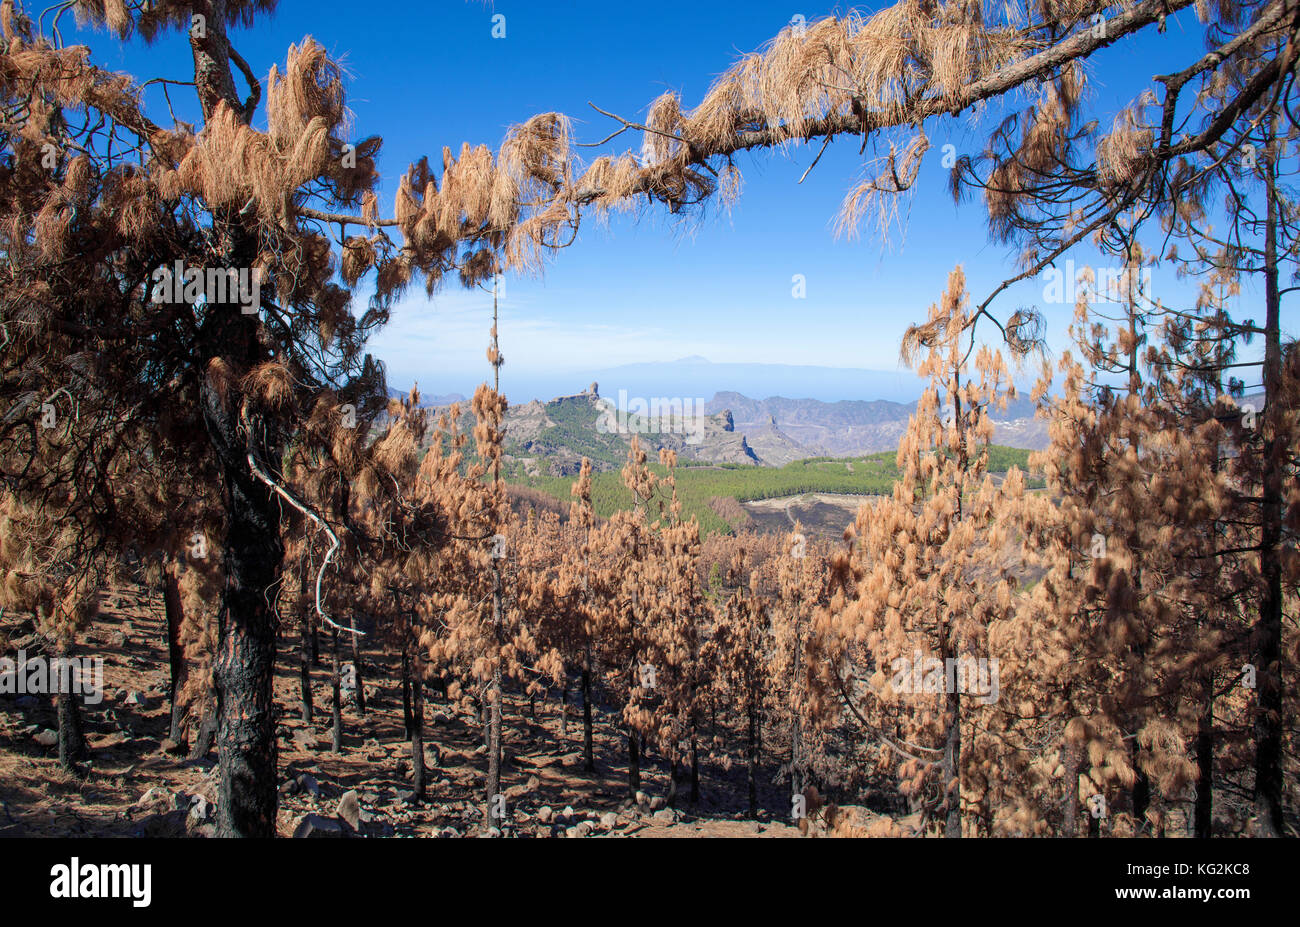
[69,1,1259,402]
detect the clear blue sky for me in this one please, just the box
[71,2,1249,402]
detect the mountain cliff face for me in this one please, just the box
[418,386,1046,475]
[500,390,759,475]
[709,392,1048,456]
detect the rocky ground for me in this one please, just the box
[0,584,901,838]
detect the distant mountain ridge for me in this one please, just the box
[398,375,1049,473]
[386,387,466,407]
[587,357,931,405]
[709,392,1047,456]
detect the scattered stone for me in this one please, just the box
[292,813,349,838]
[560,805,575,824]
[33,729,58,747]
[438,826,460,838]
[133,810,187,838]
[279,779,299,798]
[634,790,649,808]
[125,690,148,707]
[336,790,361,830]
[360,818,395,838]
[600,812,619,831]
[134,786,172,814]
[649,795,665,811]
[652,808,677,825]
[188,797,212,826]
[564,825,581,838]
[575,820,593,837]
[295,773,320,798]
[536,805,553,824]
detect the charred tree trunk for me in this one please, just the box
[1189,699,1223,838]
[410,647,426,802]
[55,643,87,772]
[299,610,313,724]
[559,678,568,738]
[690,730,700,805]
[746,701,759,819]
[330,627,342,753]
[1252,141,1285,838]
[188,691,218,761]
[206,422,283,838]
[401,649,413,739]
[485,669,503,831]
[350,611,365,717]
[627,723,641,799]
[484,561,504,832]
[1061,743,1082,838]
[162,557,189,747]
[57,688,86,771]
[581,647,595,773]
[187,9,286,836]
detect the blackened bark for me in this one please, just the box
[581,650,595,773]
[298,558,312,723]
[207,416,283,838]
[690,731,700,805]
[56,644,87,772]
[1195,685,1214,837]
[401,649,413,739]
[350,611,366,717]
[746,703,758,818]
[484,560,505,832]
[627,723,641,799]
[1061,743,1081,838]
[188,694,218,760]
[411,647,426,802]
[1252,145,1285,837]
[559,678,568,738]
[485,669,503,830]
[299,610,313,723]
[330,627,342,753]
[162,557,189,746]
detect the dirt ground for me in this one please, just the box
[0,584,893,838]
